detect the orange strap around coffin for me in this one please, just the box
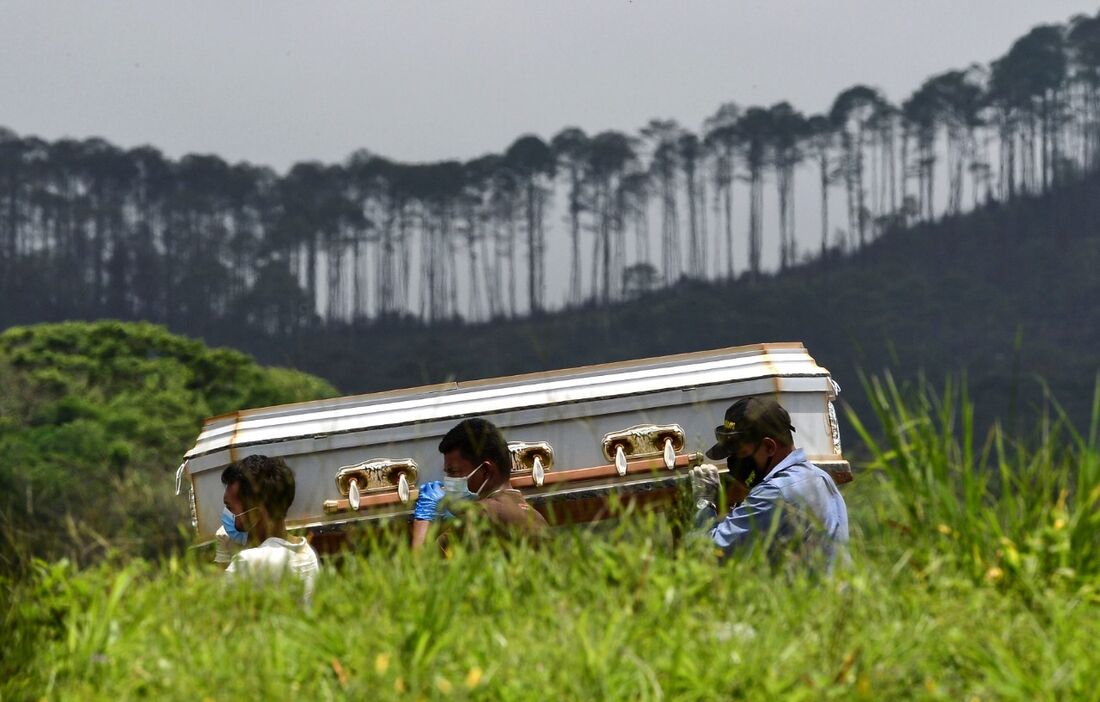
[325,487,421,513]
[510,452,702,488]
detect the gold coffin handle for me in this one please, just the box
[509,441,554,488]
[324,457,419,514]
[601,424,686,466]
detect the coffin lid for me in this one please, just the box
[185,342,833,464]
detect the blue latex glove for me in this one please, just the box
[413,480,447,521]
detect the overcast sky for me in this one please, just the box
[4,0,1099,172]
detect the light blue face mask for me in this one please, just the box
[442,462,487,499]
[221,506,249,545]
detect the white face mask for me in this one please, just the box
[442,475,473,497]
[443,462,488,499]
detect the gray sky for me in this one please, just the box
[4,0,1099,172]
[5,0,1100,315]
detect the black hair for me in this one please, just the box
[220,454,296,522]
[771,429,795,448]
[747,426,795,448]
[221,461,251,500]
[438,418,512,475]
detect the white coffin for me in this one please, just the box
[177,342,848,542]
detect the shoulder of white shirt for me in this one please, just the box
[258,535,310,548]
[230,535,317,564]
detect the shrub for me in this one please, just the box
[0,321,336,575]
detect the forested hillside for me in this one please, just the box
[0,321,336,573]
[2,12,1100,327]
[237,171,1100,438]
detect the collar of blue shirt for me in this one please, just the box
[759,447,808,483]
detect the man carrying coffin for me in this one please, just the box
[411,418,548,550]
[690,397,849,572]
[221,454,320,605]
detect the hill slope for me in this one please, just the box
[256,174,1100,434]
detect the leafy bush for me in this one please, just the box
[0,321,337,574]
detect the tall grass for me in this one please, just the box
[846,373,1100,586]
[3,379,1100,701]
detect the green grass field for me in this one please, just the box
[4,377,1100,701]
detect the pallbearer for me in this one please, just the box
[221,455,320,606]
[411,418,548,550]
[690,398,849,572]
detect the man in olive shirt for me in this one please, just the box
[411,418,548,549]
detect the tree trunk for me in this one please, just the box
[568,167,582,306]
[525,178,538,314]
[819,153,829,258]
[685,166,699,275]
[724,166,734,278]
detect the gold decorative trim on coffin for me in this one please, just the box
[601,424,686,476]
[323,457,419,514]
[509,440,554,488]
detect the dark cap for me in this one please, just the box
[705,397,796,461]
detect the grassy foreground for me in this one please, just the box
[3,378,1100,701]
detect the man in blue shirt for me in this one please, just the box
[691,397,849,572]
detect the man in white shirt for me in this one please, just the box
[221,454,319,606]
